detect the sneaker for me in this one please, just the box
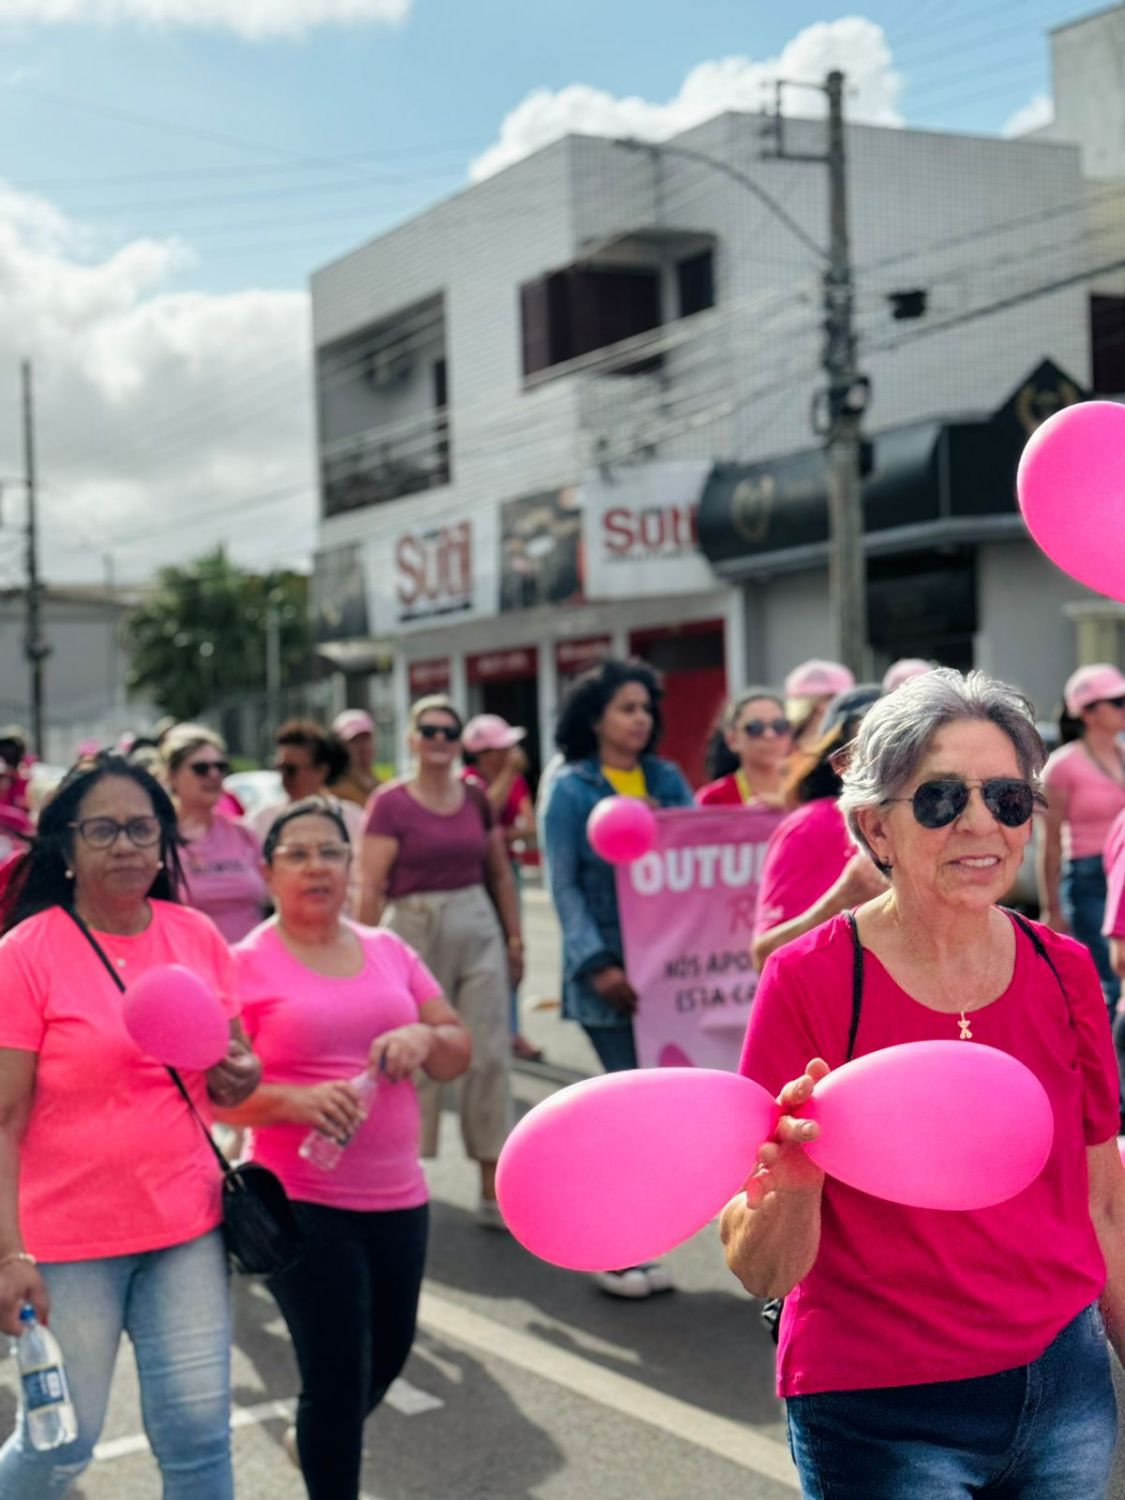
[476,1197,508,1231]
[640,1261,675,1295]
[593,1268,653,1299]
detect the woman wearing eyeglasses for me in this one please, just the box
[218,797,469,1499]
[1037,664,1125,1015]
[162,723,267,944]
[358,697,521,1229]
[697,689,791,808]
[0,753,260,1499]
[723,670,1125,1499]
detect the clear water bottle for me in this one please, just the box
[298,1068,380,1172]
[16,1304,78,1451]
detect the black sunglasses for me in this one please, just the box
[1091,696,1125,710]
[742,717,791,739]
[418,723,461,742]
[276,762,304,779]
[189,759,230,777]
[887,777,1042,830]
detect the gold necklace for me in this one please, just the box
[957,1010,973,1041]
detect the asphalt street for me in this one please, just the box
[4,883,1125,1498]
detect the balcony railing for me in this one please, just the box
[321,408,450,517]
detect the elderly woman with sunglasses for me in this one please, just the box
[359,697,521,1229]
[162,723,267,943]
[697,688,791,808]
[0,754,260,1499]
[722,670,1125,1500]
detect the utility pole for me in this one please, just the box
[266,604,281,734]
[21,361,49,758]
[763,71,869,674]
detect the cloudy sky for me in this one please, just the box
[0,0,1080,586]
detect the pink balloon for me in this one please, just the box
[802,1042,1053,1211]
[1017,401,1125,602]
[122,964,230,1071]
[586,796,657,864]
[497,1069,778,1270]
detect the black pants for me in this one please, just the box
[268,1201,429,1500]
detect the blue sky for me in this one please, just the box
[0,0,1097,586]
[0,0,1083,295]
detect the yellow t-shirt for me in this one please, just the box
[601,765,648,799]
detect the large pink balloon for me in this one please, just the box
[803,1042,1053,1210]
[586,796,657,865]
[497,1069,778,1270]
[1017,401,1125,602]
[123,964,230,1071]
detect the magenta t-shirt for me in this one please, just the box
[740,912,1119,1398]
[179,814,267,944]
[752,799,854,951]
[1043,741,1125,861]
[235,920,442,1211]
[365,781,492,898]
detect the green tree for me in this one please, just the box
[124,547,311,721]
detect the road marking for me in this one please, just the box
[417,1291,799,1491]
[92,1379,443,1464]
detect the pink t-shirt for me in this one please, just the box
[1043,741,1125,860]
[365,782,493,898]
[740,912,1118,1398]
[752,799,854,952]
[179,813,267,943]
[0,901,238,1262]
[235,920,442,1212]
[1101,808,1125,938]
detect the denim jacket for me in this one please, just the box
[542,756,694,1027]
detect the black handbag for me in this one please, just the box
[67,907,306,1278]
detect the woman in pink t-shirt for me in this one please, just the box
[218,796,469,1500]
[163,723,268,943]
[1038,663,1125,1013]
[0,754,261,1498]
[723,670,1125,1498]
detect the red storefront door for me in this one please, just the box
[629,621,727,789]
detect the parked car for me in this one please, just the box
[224,769,282,818]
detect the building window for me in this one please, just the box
[520,265,662,378]
[1091,295,1125,395]
[677,249,715,318]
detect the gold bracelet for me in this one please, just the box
[0,1252,35,1271]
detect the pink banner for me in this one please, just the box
[616,804,785,1072]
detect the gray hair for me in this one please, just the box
[839,668,1045,869]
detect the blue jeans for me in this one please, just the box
[582,1023,637,1073]
[786,1304,1116,1498]
[1062,854,1118,1011]
[0,1230,232,1500]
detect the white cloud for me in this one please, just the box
[470,17,903,180]
[0,185,315,584]
[1002,93,1054,139]
[0,0,410,40]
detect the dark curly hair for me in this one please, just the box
[554,658,663,763]
[2,754,184,933]
[277,718,349,783]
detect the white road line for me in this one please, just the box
[417,1290,799,1491]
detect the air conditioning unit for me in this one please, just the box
[364,347,414,390]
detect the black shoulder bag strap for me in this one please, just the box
[65,905,233,1179]
[762,911,864,1344]
[1004,907,1067,999]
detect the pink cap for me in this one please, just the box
[462,714,526,753]
[784,659,855,699]
[882,658,934,693]
[332,709,375,741]
[1064,663,1125,716]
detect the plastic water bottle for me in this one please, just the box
[16,1305,78,1451]
[298,1069,380,1172]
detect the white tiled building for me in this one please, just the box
[311,5,1125,779]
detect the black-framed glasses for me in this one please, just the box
[272,842,351,867]
[70,815,163,849]
[886,777,1042,830]
[742,717,791,739]
[418,723,461,742]
[189,760,230,778]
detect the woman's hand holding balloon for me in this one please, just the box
[0,1259,49,1338]
[205,1036,261,1108]
[369,1023,434,1081]
[743,1059,830,1207]
[591,965,638,1015]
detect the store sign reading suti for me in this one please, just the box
[580,461,718,599]
[363,510,499,636]
[395,522,473,623]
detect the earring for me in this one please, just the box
[155,861,164,870]
[64,868,74,880]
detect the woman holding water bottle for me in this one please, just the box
[218,796,470,1500]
